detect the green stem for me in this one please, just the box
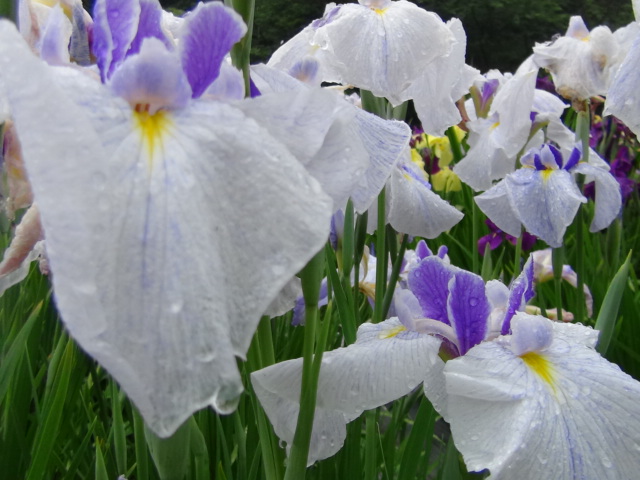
[228,0,255,96]
[373,188,387,324]
[381,234,408,319]
[284,249,326,480]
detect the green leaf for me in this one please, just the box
[595,251,632,355]
[27,336,74,480]
[398,397,437,480]
[0,301,42,406]
[145,420,191,480]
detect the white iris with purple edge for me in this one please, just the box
[0,0,334,437]
[251,243,535,465]
[475,143,622,248]
[253,245,640,478]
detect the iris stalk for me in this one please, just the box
[284,248,326,480]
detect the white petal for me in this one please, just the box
[444,315,640,479]
[387,159,463,238]
[251,318,442,465]
[0,22,332,437]
[474,180,522,237]
[573,163,621,232]
[605,32,640,135]
[313,3,453,104]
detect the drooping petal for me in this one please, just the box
[605,33,640,135]
[409,18,480,136]
[443,314,640,479]
[312,2,453,105]
[474,180,523,237]
[386,157,463,238]
[251,318,442,465]
[0,21,332,437]
[179,1,247,98]
[573,162,622,232]
[505,168,586,247]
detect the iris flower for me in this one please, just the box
[475,143,621,247]
[253,252,640,478]
[251,250,535,465]
[268,0,455,106]
[533,16,619,101]
[0,0,335,437]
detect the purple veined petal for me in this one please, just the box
[501,256,535,335]
[92,0,141,80]
[415,239,432,259]
[39,4,72,66]
[108,37,192,113]
[408,256,457,325]
[179,2,247,98]
[446,270,490,354]
[128,0,173,57]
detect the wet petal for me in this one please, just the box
[444,314,640,479]
[0,21,332,436]
[251,318,442,465]
[179,1,247,98]
[506,168,585,247]
[573,163,622,232]
[92,0,141,79]
[387,159,463,238]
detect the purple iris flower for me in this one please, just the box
[478,218,537,255]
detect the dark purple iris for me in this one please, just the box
[478,219,537,256]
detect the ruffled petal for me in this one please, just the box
[312,2,453,105]
[251,318,442,465]
[475,180,523,237]
[0,21,332,437]
[443,314,640,479]
[505,168,585,247]
[386,158,463,238]
[573,162,622,232]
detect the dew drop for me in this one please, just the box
[468,297,479,307]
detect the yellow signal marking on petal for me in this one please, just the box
[378,325,407,339]
[541,169,554,183]
[490,121,500,130]
[133,104,171,170]
[521,351,556,390]
[373,8,388,14]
